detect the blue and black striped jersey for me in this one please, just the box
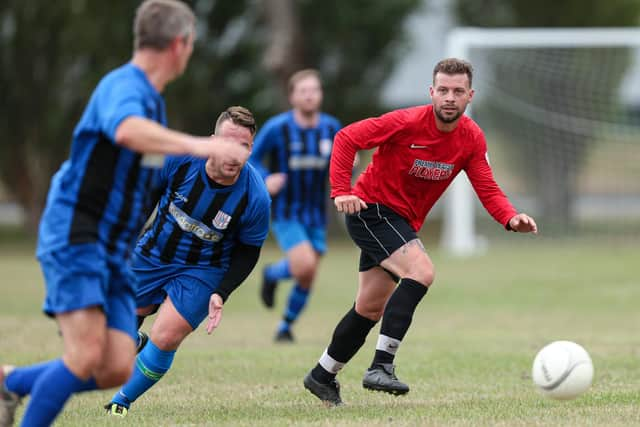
[135,156,270,287]
[249,110,341,227]
[37,63,167,261]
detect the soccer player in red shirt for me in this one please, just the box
[303,58,537,405]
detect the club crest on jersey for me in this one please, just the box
[212,210,232,230]
[408,159,454,181]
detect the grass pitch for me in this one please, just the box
[1,237,639,426]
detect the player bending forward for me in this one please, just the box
[303,58,537,406]
[105,106,270,416]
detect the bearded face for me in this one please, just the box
[429,73,474,125]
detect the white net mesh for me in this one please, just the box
[445,30,640,245]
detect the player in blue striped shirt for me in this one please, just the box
[105,106,270,416]
[0,2,249,426]
[249,69,341,342]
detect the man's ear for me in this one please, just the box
[169,36,183,55]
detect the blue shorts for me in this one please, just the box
[133,254,218,330]
[271,220,327,254]
[38,243,137,341]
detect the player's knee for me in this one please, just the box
[97,365,133,389]
[355,300,386,321]
[93,337,136,388]
[405,262,435,287]
[64,333,107,377]
[97,360,134,389]
[111,361,134,386]
[291,258,317,284]
[295,272,315,289]
[360,308,384,321]
[150,329,184,351]
[64,336,108,378]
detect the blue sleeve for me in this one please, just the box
[249,119,278,179]
[238,184,271,246]
[331,117,343,135]
[98,80,149,143]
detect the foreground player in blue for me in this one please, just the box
[0,2,250,426]
[249,69,341,342]
[105,106,270,416]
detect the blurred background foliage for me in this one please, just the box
[1,0,640,234]
[0,0,421,230]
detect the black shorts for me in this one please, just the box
[345,203,418,277]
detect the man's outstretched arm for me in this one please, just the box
[206,243,261,333]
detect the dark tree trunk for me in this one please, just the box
[261,0,305,102]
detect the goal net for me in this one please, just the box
[441,28,640,255]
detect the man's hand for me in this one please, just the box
[334,195,368,215]
[191,137,250,165]
[206,293,224,334]
[265,173,287,196]
[508,213,538,234]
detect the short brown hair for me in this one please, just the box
[134,0,195,50]
[287,69,321,95]
[215,106,257,136]
[433,58,474,87]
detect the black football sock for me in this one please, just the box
[371,278,428,368]
[311,305,377,384]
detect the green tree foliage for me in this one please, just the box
[453,0,640,232]
[0,1,133,228]
[455,0,640,28]
[0,0,420,230]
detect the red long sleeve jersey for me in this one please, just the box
[330,105,517,232]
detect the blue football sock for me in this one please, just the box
[5,360,56,397]
[265,258,291,282]
[279,283,310,331]
[111,339,175,409]
[5,359,98,398]
[277,319,290,333]
[20,359,96,427]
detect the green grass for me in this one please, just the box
[1,239,639,426]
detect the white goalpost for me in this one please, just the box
[441,27,640,255]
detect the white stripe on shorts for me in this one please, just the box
[378,203,408,245]
[357,207,390,256]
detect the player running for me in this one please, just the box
[303,58,538,406]
[105,106,270,416]
[249,69,341,342]
[0,2,247,426]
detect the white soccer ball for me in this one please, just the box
[532,340,594,400]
